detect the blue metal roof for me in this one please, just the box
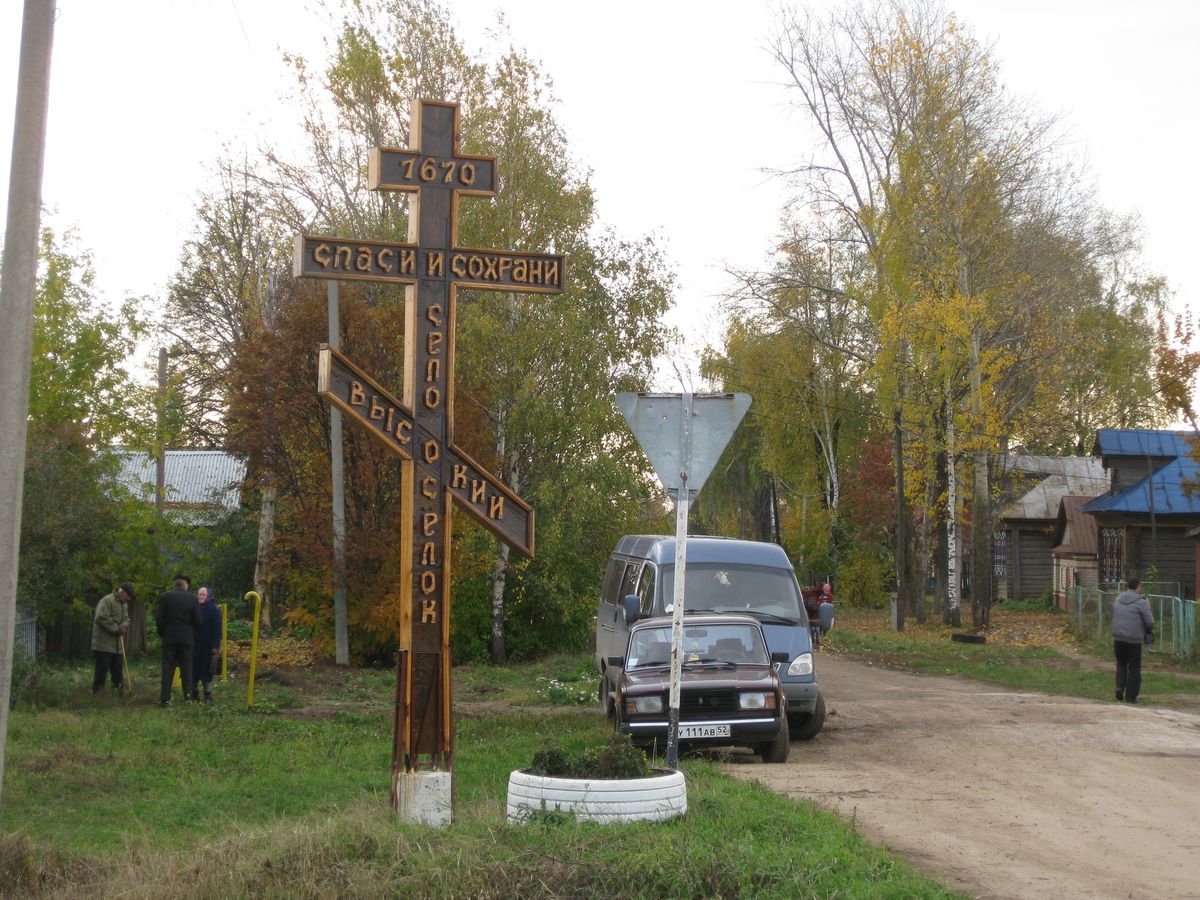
[1083,456,1200,515]
[1093,429,1196,459]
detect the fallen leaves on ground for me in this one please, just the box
[985,612,1075,648]
[224,634,316,668]
[832,608,1075,648]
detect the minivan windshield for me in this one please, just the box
[660,563,804,623]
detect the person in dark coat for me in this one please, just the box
[190,586,222,704]
[1112,578,1155,703]
[155,576,201,707]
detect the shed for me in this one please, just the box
[1050,496,1100,609]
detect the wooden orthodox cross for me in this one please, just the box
[293,99,565,817]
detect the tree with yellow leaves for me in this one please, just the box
[766,0,1167,627]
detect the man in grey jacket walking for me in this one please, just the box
[1112,578,1155,703]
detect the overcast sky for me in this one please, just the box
[2,0,1197,389]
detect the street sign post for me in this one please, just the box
[616,391,751,768]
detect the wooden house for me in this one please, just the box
[994,456,1107,601]
[114,449,246,524]
[1083,429,1200,598]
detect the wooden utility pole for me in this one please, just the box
[156,347,167,519]
[893,405,907,632]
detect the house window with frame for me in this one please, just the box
[1100,528,1123,586]
[992,529,1007,578]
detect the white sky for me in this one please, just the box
[2,0,1197,390]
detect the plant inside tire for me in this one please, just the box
[758,715,790,763]
[788,692,826,741]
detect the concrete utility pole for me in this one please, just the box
[328,281,349,665]
[0,0,56,806]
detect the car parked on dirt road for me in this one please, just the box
[609,613,792,762]
[595,535,827,739]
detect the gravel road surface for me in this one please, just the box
[730,654,1200,899]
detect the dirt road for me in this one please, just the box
[730,654,1200,899]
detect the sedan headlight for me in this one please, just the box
[787,653,814,676]
[625,695,664,715]
[738,691,777,711]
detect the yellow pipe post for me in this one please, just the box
[220,602,229,682]
[245,591,262,706]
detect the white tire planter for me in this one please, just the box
[506,768,687,824]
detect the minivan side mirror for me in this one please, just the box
[770,651,790,664]
[818,601,834,634]
[622,594,640,624]
[607,656,625,667]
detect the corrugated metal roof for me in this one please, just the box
[114,450,245,514]
[1052,496,1098,555]
[1093,428,1197,459]
[999,458,1108,521]
[1082,456,1200,515]
[999,454,1110,479]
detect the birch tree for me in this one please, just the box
[769,0,1159,625]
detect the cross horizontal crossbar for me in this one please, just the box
[317,345,534,556]
[368,147,497,197]
[294,235,565,293]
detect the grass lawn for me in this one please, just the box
[826,606,1200,705]
[1,648,958,898]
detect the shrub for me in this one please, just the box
[529,733,649,779]
[6,655,37,709]
[537,677,594,706]
[839,545,890,608]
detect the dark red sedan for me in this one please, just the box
[609,614,791,763]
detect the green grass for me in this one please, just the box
[827,615,1200,703]
[1,654,958,898]
[997,594,1059,612]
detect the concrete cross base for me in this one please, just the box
[393,770,452,826]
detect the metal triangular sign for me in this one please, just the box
[616,392,751,498]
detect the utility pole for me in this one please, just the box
[0,0,56,806]
[893,405,907,632]
[156,348,167,519]
[892,339,909,632]
[329,281,349,665]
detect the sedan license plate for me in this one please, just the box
[679,724,731,739]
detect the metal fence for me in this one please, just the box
[14,606,37,663]
[1069,586,1198,662]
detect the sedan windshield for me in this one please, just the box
[626,623,770,669]
[660,563,804,623]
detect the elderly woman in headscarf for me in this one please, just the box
[190,585,222,703]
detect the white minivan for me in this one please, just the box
[595,535,827,739]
